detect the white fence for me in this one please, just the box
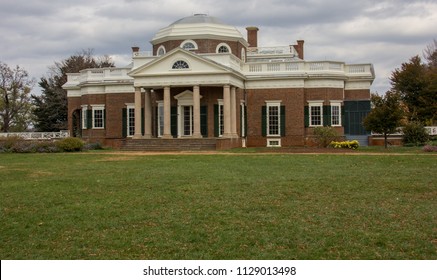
[0,131,70,140]
[372,127,437,136]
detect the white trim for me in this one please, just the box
[126,105,135,137]
[157,45,166,56]
[308,101,323,127]
[267,138,281,147]
[81,105,88,129]
[216,43,231,54]
[180,40,198,50]
[156,101,164,137]
[91,105,105,129]
[217,99,224,137]
[266,101,281,137]
[330,101,342,127]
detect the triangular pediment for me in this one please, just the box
[129,48,232,77]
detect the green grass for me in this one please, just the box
[0,152,436,259]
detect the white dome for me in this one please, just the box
[151,14,247,46]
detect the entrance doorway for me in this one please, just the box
[181,105,193,136]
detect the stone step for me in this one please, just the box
[120,138,217,151]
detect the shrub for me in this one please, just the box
[423,145,437,152]
[0,136,22,151]
[313,127,339,147]
[83,142,103,151]
[402,122,430,146]
[330,140,360,150]
[56,137,84,152]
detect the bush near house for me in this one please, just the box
[0,137,101,153]
[313,127,340,147]
[402,122,430,146]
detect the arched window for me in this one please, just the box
[180,40,198,51]
[216,43,231,54]
[157,46,166,56]
[172,60,189,69]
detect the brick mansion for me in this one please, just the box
[64,14,375,150]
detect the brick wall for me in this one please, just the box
[345,89,371,100]
[153,39,246,59]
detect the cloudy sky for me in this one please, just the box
[1,0,436,94]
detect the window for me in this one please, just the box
[267,139,281,147]
[127,107,135,136]
[180,40,198,50]
[172,60,189,69]
[92,105,105,129]
[157,46,166,56]
[216,43,231,54]
[157,102,164,137]
[218,100,224,137]
[81,105,88,129]
[331,102,342,126]
[240,102,246,137]
[267,102,281,136]
[309,102,323,127]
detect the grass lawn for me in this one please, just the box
[0,152,436,259]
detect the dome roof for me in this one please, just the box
[151,14,247,46]
[170,14,225,25]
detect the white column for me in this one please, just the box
[133,87,142,139]
[144,89,152,138]
[230,86,238,137]
[162,86,172,138]
[223,85,232,138]
[192,85,202,138]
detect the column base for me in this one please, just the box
[192,133,203,138]
[133,134,143,139]
[162,134,173,139]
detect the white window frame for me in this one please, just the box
[180,40,198,51]
[267,139,281,147]
[157,101,164,137]
[308,101,323,127]
[91,105,105,129]
[240,101,246,137]
[157,45,166,56]
[330,101,342,127]
[216,43,231,54]
[126,104,135,137]
[266,101,281,137]
[171,60,190,70]
[217,99,224,137]
[81,105,88,129]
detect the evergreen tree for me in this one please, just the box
[32,49,114,131]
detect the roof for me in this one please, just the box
[169,14,225,25]
[151,14,247,46]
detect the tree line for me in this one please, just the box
[1,42,436,135]
[363,39,437,147]
[0,49,113,132]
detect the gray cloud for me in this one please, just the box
[0,0,435,95]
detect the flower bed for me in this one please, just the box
[330,140,360,150]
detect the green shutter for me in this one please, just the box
[87,109,92,129]
[171,106,177,138]
[304,106,309,127]
[323,105,330,126]
[341,106,345,127]
[141,108,145,135]
[103,109,106,129]
[244,105,247,137]
[261,106,267,136]
[122,108,127,138]
[200,106,208,137]
[280,105,286,137]
[214,104,219,137]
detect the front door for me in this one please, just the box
[182,105,193,136]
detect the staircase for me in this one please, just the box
[120,138,218,151]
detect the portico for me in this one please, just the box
[132,84,240,139]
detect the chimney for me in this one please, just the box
[132,46,140,53]
[294,40,304,59]
[246,27,259,48]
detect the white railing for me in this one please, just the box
[371,127,437,136]
[247,46,297,56]
[65,68,133,84]
[0,131,70,140]
[244,61,369,76]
